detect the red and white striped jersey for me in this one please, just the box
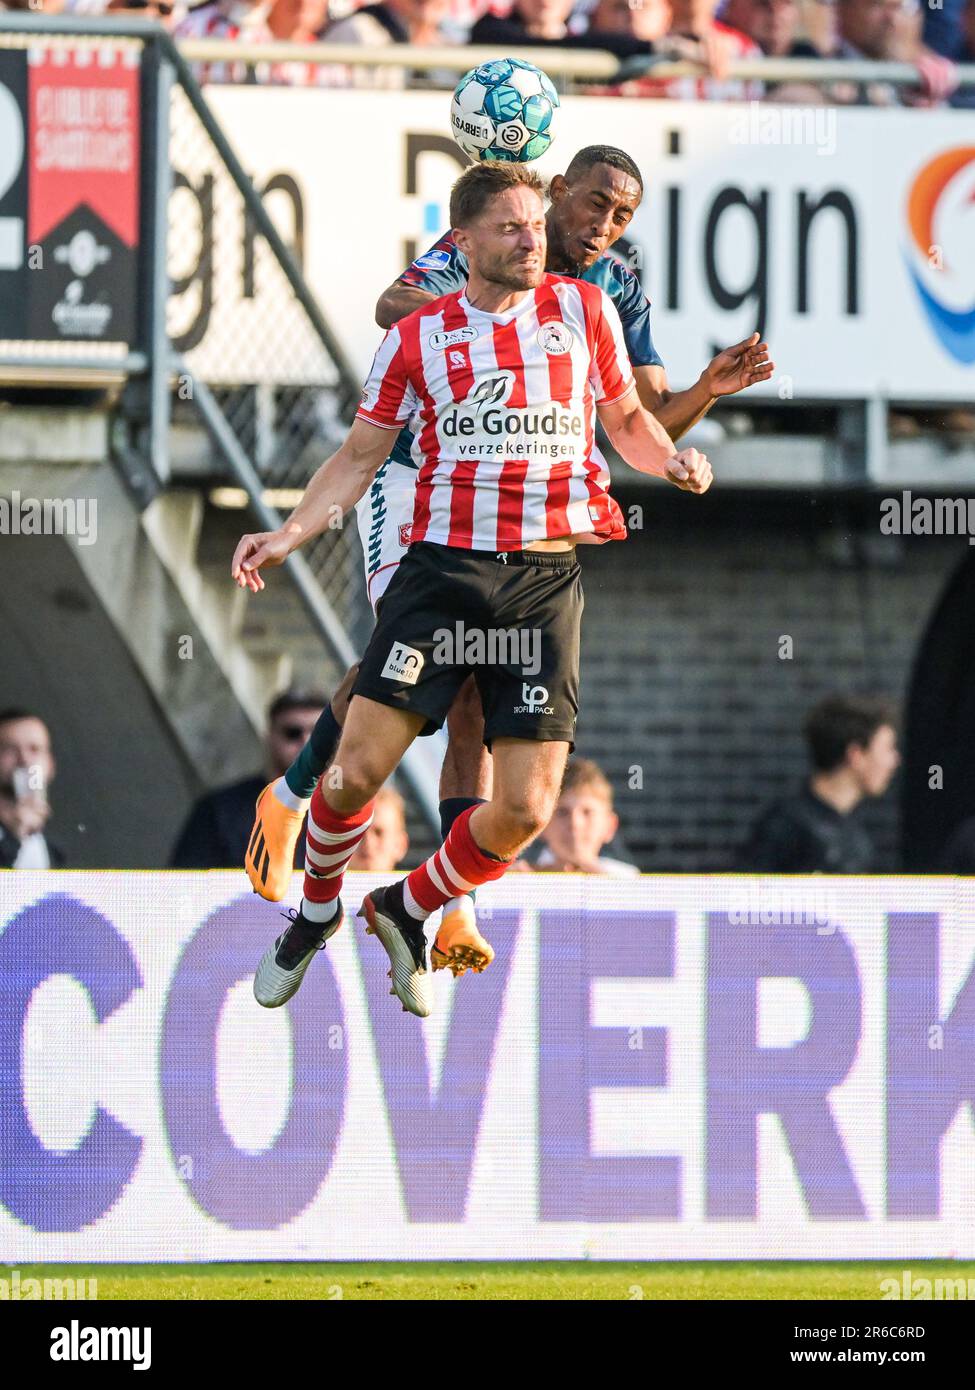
[356,274,636,552]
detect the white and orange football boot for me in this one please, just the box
[431,896,495,978]
[245,782,308,902]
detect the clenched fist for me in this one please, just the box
[665,449,713,494]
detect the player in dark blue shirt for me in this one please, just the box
[355,146,772,608]
[375,144,772,472]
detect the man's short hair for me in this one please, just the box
[563,145,644,191]
[267,690,328,724]
[0,708,40,728]
[449,163,545,229]
[559,757,615,805]
[804,695,898,773]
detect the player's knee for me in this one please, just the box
[495,790,551,847]
[324,742,384,811]
[335,766,383,811]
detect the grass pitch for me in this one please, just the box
[6,1262,974,1301]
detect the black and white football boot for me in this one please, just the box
[253,902,343,1008]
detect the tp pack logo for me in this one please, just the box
[905,147,975,365]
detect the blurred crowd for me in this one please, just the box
[2,0,973,104]
[9,691,963,874]
[0,698,646,873]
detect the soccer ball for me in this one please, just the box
[450,59,560,165]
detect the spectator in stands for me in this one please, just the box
[349,784,410,871]
[721,0,829,100]
[836,0,904,59]
[323,0,449,47]
[721,0,819,57]
[667,0,763,76]
[834,0,959,105]
[170,690,325,869]
[486,0,577,39]
[174,0,272,37]
[105,0,177,19]
[917,0,968,55]
[264,0,333,81]
[585,0,754,65]
[889,0,926,60]
[268,0,329,38]
[0,710,63,870]
[589,0,669,42]
[320,0,451,86]
[590,0,763,98]
[472,0,664,56]
[536,758,639,877]
[796,0,838,54]
[737,695,900,873]
[173,0,274,81]
[923,0,968,57]
[950,0,975,106]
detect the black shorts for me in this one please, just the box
[353,542,582,748]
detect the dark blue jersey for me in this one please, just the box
[386,230,664,469]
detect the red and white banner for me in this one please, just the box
[0,42,141,344]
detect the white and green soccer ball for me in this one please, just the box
[450,58,560,165]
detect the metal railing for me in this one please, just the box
[176,38,619,81]
[173,38,975,91]
[0,11,442,834]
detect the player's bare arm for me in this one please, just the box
[231,418,394,593]
[598,387,713,494]
[375,280,437,329]
[636,334,775,440]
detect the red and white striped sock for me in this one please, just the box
[301,788,374,923]
[402,807,509,921]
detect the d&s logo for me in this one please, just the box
[905,147,975,365]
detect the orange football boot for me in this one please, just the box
[431,897,495,978]
[246,782,307,902]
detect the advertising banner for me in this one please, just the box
[2,872,974,1262]
[0,43,141,345]
[181,88,975,401]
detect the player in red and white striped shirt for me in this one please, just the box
[234,163,711,1019]
[356,270,638,552]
